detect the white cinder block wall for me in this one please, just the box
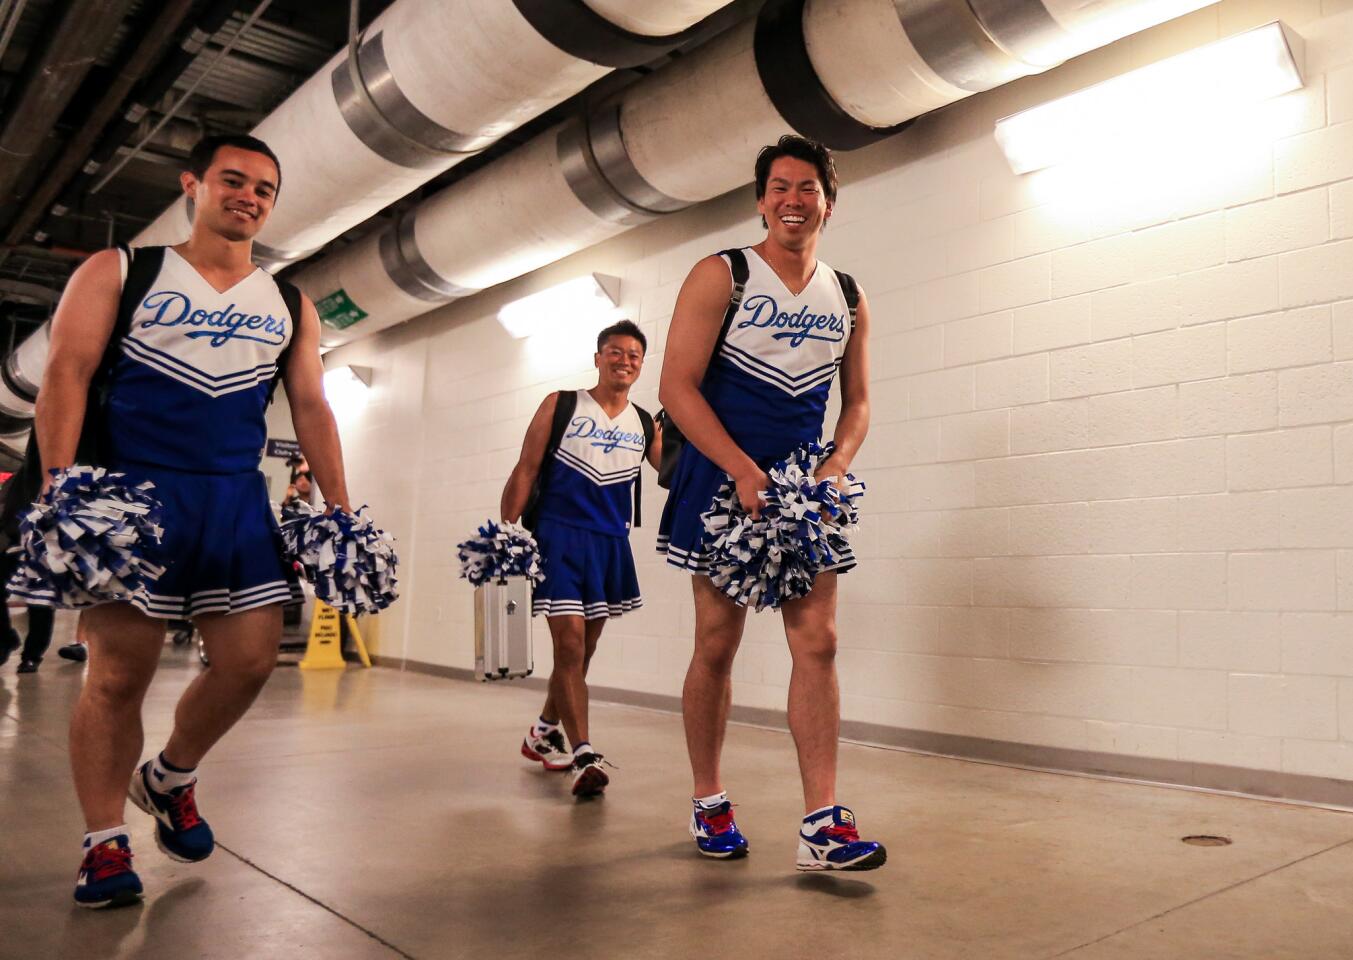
[305,0,1353,787]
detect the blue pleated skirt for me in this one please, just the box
[532,517,642,620]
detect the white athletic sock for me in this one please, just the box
[694,791,729,810]
[532,715,560,738]
[150,751,196,793]
[83,825,127,851]
[572,741,592,759]
[803,804,837,823]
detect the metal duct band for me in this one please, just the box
[895,0,1035,93]
[558,117,670,228]
[964,0,1076,68]
[332,31,498,170]
[1,350,38,409]
[0,411,32,438]
[586,103,688,214]
[512,0,704,68]
[378,210,478,304]
[252,240,325,271]
[754,0,914,150]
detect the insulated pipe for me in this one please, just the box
[295,0,1216,347]
[131,0,730,267]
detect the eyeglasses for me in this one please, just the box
[293,470,311,480]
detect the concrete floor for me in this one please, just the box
[3,617,1353,960]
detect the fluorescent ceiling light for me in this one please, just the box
[497,273,621,339]
[994,21,1304,175]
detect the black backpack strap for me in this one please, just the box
[636,404,655,450]
[546,389,578,454]
[834,269,860,332]
[79,245,165,465]
[115,245,164,346]
[521,390,578,531]
[714,247,749,355]
[268,278,305,405]
[632,404,655,529]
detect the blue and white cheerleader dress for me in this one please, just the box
[657,247,858,579]
[58,246,305,618]
[531,390,647,619]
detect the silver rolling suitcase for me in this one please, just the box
[474,577,533,680]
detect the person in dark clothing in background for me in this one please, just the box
[0,432,56,673]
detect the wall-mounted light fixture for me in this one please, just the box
[323,364,372,417]
[496,273,622,340]
[994,21,1304,175]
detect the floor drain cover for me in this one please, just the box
[1182,835,1232,846]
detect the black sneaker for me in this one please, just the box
[16,658,39,674]
[571,751,610,798]
[57,643,88,663]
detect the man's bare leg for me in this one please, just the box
[684,576,747,798]
[70,604,165,830]
[781,573,840,814]
[158,604,283,769]
[540,617,604,732]
[544,615,591,748]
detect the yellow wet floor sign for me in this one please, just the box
[299,600,371,670]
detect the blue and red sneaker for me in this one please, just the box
[690,800,749,859]
[796,805,886,872]
[73,835,143,909]
[128,761,215,863]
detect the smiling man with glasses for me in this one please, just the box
[500,319,661,799]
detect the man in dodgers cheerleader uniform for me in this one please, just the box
[658,136,885,871]
[501,320,660,798]
[35,135,354,907]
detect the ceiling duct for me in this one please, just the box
[131,0,735,269]
[0,0,1221,456]
[292,0,1217,347]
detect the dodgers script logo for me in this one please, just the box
[565,416,644,454]
[139,290,287,348]
[737,294,845,348]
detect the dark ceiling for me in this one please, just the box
[0,0,392,347]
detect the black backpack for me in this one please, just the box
[75,245,304,466]
[0,429,42,550]
[521,389,655,531]
[655,248,859,488]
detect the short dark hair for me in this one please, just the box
[186,134,282,192]
[754,135,838,206]
[597,319,646,355]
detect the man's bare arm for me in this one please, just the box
[645,417,663,471]
[282,296,352,512]
[818,288,872,485]
[501,393,559,523]
[35,249,123,478]
[658,255,767,516]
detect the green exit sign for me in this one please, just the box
[315,288,368,330]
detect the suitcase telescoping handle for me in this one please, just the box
[497,576,513,678]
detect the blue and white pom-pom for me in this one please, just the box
[700,442,865,612]
[279,502,399,615]
[456,520,544,588]
[5,466,165,608]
